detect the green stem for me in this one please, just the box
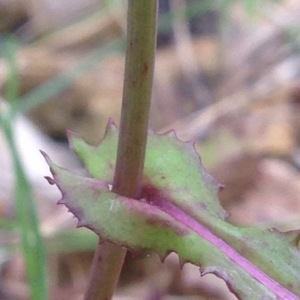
[83,1,158,299]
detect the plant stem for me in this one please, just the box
[84,1,158,299]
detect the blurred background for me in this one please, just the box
[0,0,300,299]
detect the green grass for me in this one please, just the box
[1,37,48,300]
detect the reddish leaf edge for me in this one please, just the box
[42,122,300,300]
[42,148,299,300]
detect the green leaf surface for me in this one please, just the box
[45,123,300,299]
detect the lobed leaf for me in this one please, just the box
[44,122,300,299]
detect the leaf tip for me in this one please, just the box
[45,176,55,185]
[66,129,80,145]
[41,150,56,170]
[164,129,177,138]
[57,198,65,205]
[40,150,50,162]
[106,118,118,133]
[218,183,225,191]
[41,151,58,182]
